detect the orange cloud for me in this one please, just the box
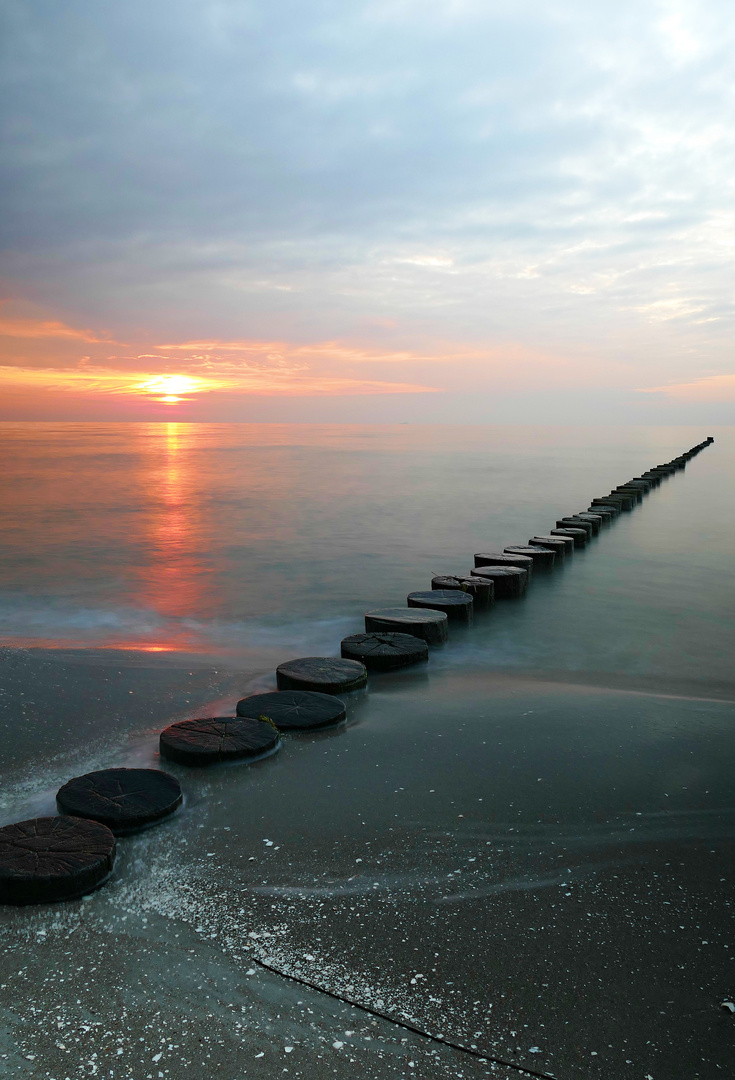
[0,364,438,398]
[154,337,568,374]
[0,316,114,343]
[155,338,444,364]
[637,372,735,401]
[1,312,578,407]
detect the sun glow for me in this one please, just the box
[136,374,204,402]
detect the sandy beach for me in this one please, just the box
[1,644,734,1078]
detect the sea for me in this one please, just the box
[0,422,733,1080]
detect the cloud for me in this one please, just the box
[2,0,735,417]
[155,338,456,365]
[637,372,735,402]
[0,315,113,343]
[0,361,438,398]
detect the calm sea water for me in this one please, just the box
[0,422,733,690]
[1,422,734,1079]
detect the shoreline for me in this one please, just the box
[1,644,735,1077]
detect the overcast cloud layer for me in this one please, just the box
[1,0,734,421]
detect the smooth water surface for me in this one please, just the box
[1,423,733,1080]
[1,422,733,691]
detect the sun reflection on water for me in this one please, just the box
[137,423,216,631]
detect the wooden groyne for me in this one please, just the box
[0,437,714,904]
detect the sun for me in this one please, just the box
[136,374,202,402]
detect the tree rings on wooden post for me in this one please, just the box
[0,816,116,906]
[470,565,528,597]
[341,632,429,671]
[159,716,280,766]
[556,518,593,537]
[407,589,473,624]
[56,768,182,834]
[563,515,596,534]
[364,607,449,644]
[237,690,346,730]
[504,545,556,568]
[276,657,367,694]
[614,486,643,503]
[550,527,587,548]
[528,536,568,560]
[473,552,534,577]
[590,499,622,512]
[431,575,494,610]
[600,497,634,511]
[602,492,635,508]
[572,514,602,533]
[585,506,617,520]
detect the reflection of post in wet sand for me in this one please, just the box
[135,422,217,639]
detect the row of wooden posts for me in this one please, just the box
[0,438,714,904]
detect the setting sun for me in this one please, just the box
[136,374,203,402]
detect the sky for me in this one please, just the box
[1,0,734,423]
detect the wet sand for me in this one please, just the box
[1,648,734,1078]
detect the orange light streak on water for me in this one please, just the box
[132,423,218,632]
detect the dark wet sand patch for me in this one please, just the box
[1,651,735,1078]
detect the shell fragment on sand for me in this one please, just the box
[364,607,449,644]
[56,768,182,835]
[341,632,429,671]
[237,690,346,730]
[407,589,473,624]
[276,656,367,694]
[159,716,280,766]
[0,816,116,906]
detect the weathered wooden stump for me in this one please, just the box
[159,716,280,766]
[567,514,600,533]
[604,492,635,508]
[237,690,346,729]
[341,632,428,671]
[584,506,616,520]
[504,544,556,568]
[56,768,182,834]
[276,657,367,694]
[573,513,602,533]
[470,564,528,596]
[614,486,643,502]
[590,499,622,512]
[431,575,494,610]
[407,589,473,624]
[364,607,449,644]
[550,527,587,548]
[528,536,569,559]
[0,816,116,905]
[556,518,593,536]
[474,551,534,577]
